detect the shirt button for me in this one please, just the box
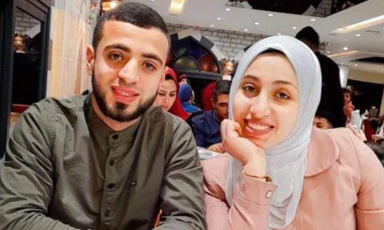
[112,134,119,140]
[108,183,115,189]
[105,209,111,217]
[265,190,272,199]
[109,159,115,166]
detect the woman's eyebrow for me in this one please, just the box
[273,80,298,90]
[242,75,260,82]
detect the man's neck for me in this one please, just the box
[91,95,139,132]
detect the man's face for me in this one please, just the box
[213,94,229,121]
[86,21,169,122]
[180,78,188,85]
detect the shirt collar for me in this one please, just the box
[305,127,340,177]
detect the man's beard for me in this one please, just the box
[92,75,157,122]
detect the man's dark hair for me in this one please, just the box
[92,2,169,51]
[295,26,320,47]
[212,80,231,102]
[315,110,335,128]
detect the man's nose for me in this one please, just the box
[118,59,140,84]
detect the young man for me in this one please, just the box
[296,26,346,128]
[190,80,231,149]
[0,3,205,230]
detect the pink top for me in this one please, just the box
[202,128,384,230]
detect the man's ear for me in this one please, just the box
[86,46,95,76]
[211,98,216,109]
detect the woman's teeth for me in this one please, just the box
[248,123,269,130]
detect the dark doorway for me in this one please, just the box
[0,0,51,158]
[347,79,383,115]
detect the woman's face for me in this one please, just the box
[343,92,351,104]
[233,53,300,149]
[154,79,177,111]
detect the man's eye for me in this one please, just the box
[144,63,156,71]
[109,53,123,61]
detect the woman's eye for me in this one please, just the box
[242,85,257,95]
[144,62,156,71]
[109,53,123,61]
[276,92,290,100]
[158,92,166,96]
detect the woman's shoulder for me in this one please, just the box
[201,155,230,198]
[309,127,378,177]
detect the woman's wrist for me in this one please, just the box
[243,155,267,178]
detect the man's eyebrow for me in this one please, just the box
[105,44,130,52]
[143,53,163,66]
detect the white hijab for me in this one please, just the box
[225,36,322,229]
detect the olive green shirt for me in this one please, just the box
[0,94,205,230]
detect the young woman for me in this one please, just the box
[154,67,189,120]
[202,36,384,229]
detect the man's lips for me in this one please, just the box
[111,86,139,105]
[244,120,274,137]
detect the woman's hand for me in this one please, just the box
[343,101,355,120]
[221,119,267,177]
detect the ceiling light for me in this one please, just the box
[216,17,222,21]
[333,14,384,34]
[356,34,361,37]
[150,0,155,1]
[326,51,331,54]
[343,47,348,51]
[310,18,316,22]
[225,7,231,11]
[354,64,358,67]
[244,28,249,32]
[328,50,358,58]
[277,33,282,35]
[254,22,260,25]
[292,26,297,30]
[102,0,123,11]
[341,63,344,65]
[169,0,186,15]
[268,13,274,17]
[210,24,215,27]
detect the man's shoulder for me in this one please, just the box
[191,110,214,123]
[316,52,338,67]
[22,94,87,119]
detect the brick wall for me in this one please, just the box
[15,9,40,34]
[167,23,268,60]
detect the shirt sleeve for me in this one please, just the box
[155,121,206,230]
[352,132,384,229]
[0,102,80,230]
[203,158,277,230]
